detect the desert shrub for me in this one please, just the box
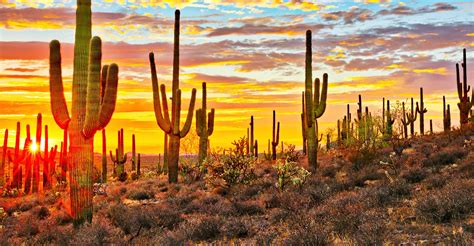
[401,168,427,183]
[304,182,333,206]
[349,165,384,187]
[181,217,221,242]
[6,198,38,215]
[17,217,39,237]
[416,180,474,223]
[284,215,329,246]
[167,193,197,211]
[348,146,378,171]
[107,203,182,236]
[35,227,71,245]
[127,189,154,200]
[179,156,204,183]
[274,160,310,190]
[425,174,447,190]
[69,223,110,246]
[221,218,249,238]
[352,210,387,245]
[237,185,261,200]
[282,144,301,162]
[55,211,73,225]
[368,180,411,207]
[422,147,468,169]
[31,206,50,220]
[232,200,264,216]
[204,149,256,188]
[321,164,338,178]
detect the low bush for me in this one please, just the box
[127,189,154,200]
[422,147,468,169]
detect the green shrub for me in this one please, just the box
[274,160,310,190]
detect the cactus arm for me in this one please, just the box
[314,73,328,118]
[173,90,181,136]
[83,37,102,138]
[120,153,128,164]
[456,63,463,100]
[110,150,117,163]
[49,40,71,129]
[208,108,215,136]
[98,64,119,129]
[179,88,197,138]
[149,52,171,133]
[160,84,171,127]
[276,122,280,145]
[100,65,109,102]
[314,78,320,109]
[196,109,203,137]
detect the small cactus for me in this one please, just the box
[385,100,395,138]
[250,116,255,157]
[110,128,127,181]
[416,88,428,135]
[271,110,280,160]
[406,98,418,137]
[401,102,409,139]
[131,134,136,171]
[443,96,451,132]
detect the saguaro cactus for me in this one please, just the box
[23,127,32,194]
[443,96,451,132]
[7,122,28,189]
[137,153,141,177]
[131,134,136,171]
[59,128,68,183]
[101,129,107,183]
[254,140,258,158]
[110,129,127,181]
[33,114,42,193]
[149,10,197,183]
[401,102,409,139]
[406,98,418,137]
[455,49,473,126]
[301,92,307,154]
[250,116,255,157]
[304,30,328,171]
[271,110,280,160]
[385,100,395,137]
[38,124,58,189]
[416,88,428,135]
[1,129,7,186]
[196,82,215,165]
[49,0,119,225]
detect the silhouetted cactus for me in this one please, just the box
[131,134,136,171]
[38,123,58,190]
[271,110,280,160]
[303,30,328,171]
[406,98,418,137]
[149,10,197,183]
[137,153,141,177]
[101,129,107,183]
[429,119,433,134]
[7,122,29,189]
[1,129,7,186]
[49,0,119,225]
[385,100,395,137]
[443,96,451,132]
[110,129,127,181]
[196,82,215,165]
[455,49,473,126]
[401,102,409,139]
[250,116,255,157]
[416,88,428,135]
[254,140,258,158]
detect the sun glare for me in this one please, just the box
[30,142,38,153]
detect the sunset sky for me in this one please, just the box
[0,0,473,154]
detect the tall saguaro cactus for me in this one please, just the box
[455,49,473,126]
[416,88,428,135]
[49,0,119,225]
[443,96,451,132]
[149,10,197,183]
[1,129,7,187]
[304,30,328,171]
[271,110,280,160]
[196,82,215,165]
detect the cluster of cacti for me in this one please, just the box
[303,30,328,170]
[7,122,30,190]
[417,88,428,135]
[149,10,197,183]
[196,82,215,165]
[271,110,280,160]
[49,0,119,225]
[110,129,127,181]
[443,96,451,132]
[455,49,473,126]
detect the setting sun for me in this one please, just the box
[30,142,38,153]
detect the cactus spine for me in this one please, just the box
[110,129,127,180]
[443,96,451,132]
[1,129,7,186]
[455,49,473,126]
[196,82,215,165]
[149,10,197,183]
[304,30,328,171]
[49,0,119,225]
[271,110,280,160]
[101,129,107,183]
[416,88,427,135]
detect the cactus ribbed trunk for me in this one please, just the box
[455,49,472,127]
[168,134,180,182]
[101,129,107,183]
[196,82,215,165]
